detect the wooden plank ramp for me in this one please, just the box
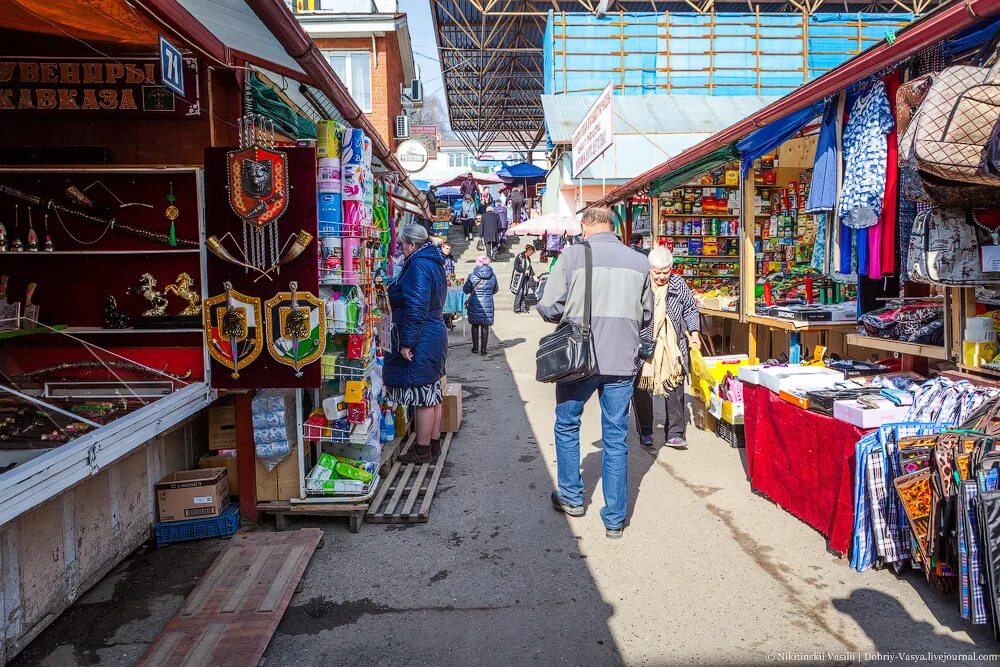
[366,432,452,524]
[139,529,321,667]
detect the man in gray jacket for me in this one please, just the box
[537,207,652,539]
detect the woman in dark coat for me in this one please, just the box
[385,223,449,463]
[481,205,501,259]
[463,255,499,356]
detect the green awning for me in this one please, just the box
[648,144,740,196]
[248,73,317,140]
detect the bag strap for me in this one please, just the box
[581,241,593,336]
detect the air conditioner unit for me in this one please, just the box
[395,115,410,139]
[410,79,423,103]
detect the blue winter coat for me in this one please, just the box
[463,265,499,326]
[384,243,448,388]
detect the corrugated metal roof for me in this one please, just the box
[542,94,781,144]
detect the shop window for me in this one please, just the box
[324,51,372,113]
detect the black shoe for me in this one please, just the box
[480,349,487,356]
[399,445,434,464]
[472,346,479,354]
[550,491,584,517]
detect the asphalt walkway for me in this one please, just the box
[15,228,998,666]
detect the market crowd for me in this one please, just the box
[386,200,700,540]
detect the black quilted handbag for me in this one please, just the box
[535,242,597,384]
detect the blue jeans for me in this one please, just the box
[554,374,634,529]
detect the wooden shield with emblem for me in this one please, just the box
[227,145,289,226]
[203,284,263,380]
[264,285,326,376]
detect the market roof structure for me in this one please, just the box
[586,0,1000,210]
[429,0,946,157]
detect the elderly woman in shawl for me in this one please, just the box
[633,246,701,449]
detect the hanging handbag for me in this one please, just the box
[907,208,1000,285]
[535,242,597,384]
[900,60,1000,187]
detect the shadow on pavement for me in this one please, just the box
[832,589,994,659]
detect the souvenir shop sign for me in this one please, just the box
[0,57,201,117]
[572,81,614,178]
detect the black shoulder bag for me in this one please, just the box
[535,242,597,384]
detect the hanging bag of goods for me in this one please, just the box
[901,58,1000,191]
[906,208,1000,285]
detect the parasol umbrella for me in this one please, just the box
[509,214,581,236]
[434,172,505,188]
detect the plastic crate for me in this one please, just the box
[155,503,239,547]
[715,420,745,449]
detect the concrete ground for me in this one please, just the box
[13,229,999,666]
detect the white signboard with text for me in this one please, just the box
[571,82,614,179]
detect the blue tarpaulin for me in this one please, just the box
[544,12,912,98]
[736,103,824,176]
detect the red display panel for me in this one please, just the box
[203,147,320,389]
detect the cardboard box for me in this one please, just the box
[440,382,463,433]
[778,389,810,410]
[199,452,239,496]
[156,468,230,523]
[208,404,237,450]
[255,450,301,502]
[759,366,840,393]
[833,399,910,428]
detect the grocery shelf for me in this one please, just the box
[659,214,739,218]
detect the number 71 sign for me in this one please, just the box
[158,34,185,97]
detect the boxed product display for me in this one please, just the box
[758,366,841,393]
[156,468,230,523]
[832,398,911,428]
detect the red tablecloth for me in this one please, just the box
[743,382,867,555]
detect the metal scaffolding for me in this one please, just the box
[430,0,941,156]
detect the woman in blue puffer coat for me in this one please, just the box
[385,224,448,464]
[463,255,499,356]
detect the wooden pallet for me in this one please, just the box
[139,530,321,667]
[258,499,368,533]
[366,432,452,524]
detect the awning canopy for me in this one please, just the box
[586,0,1000,211]
[648,145,740,196]
[499,162,547,183]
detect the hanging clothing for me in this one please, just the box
[810,212,828,272]
[880,73,902,275]
[806,98,842,214]
[838,82,894,230]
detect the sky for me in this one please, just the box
[399,1,446,103]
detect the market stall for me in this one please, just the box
[586,0,1000,638]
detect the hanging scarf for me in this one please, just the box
[637,280,683,395]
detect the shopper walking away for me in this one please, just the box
[511,244,536,313]
[384,224,449,464]
[633,246,701,450]
[464,255,499,356]
[629,233,649,256]
[537,207,653,539]
[509,185,525,223]
[460,194,477,241]
[481,205,502,259]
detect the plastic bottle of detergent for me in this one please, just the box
[332,295,349,333]
[381,408,395,442]
[346,290,360,332]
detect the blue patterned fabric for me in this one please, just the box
[806,99,841,213]
[851,432,881,572]
[838,82,894,229]
[810,212,827,272]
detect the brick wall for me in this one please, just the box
[313,33,406,150]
